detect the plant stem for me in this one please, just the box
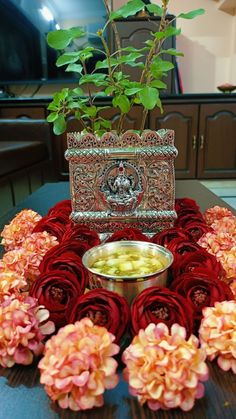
[82,61,95,131]
[139,1,169,130]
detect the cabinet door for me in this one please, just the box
[197,104,236,178]
[149,104,199,179]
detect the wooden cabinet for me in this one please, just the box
[0,95,236,181]
[149,101,236,179]
[197,103,236,178]
[149,104,199,178]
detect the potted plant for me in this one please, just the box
[46,0,204,235]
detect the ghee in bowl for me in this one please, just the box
[82,241,173,303]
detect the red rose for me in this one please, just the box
[29,270,85,328]
[184,222,213,241]
[66,288,130,343]
[39,252,88,289]
[47,200,72,218]
[175,198,200,213]
[131,286,194,337]
[167,238,201,260]
[40,240,90,264]
[62,224,100,247]
[151,227,192,247]
[106,228,150,243]
[172,249,225,279]
[170,269,233,322]
[175,213,205,228]
[33,214,69,241]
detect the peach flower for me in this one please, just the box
[0,295,55,367]
[122,323,208,412]
[0,232,58,282]
[39,318,119,411]
[203,206,233,226]
[0,268,26,296]
[199,301,236,374]
[1,209,42,250]
[198,233,236,279]
[229,278,236,299]
[211,216,236,239]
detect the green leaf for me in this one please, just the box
[100,119,112,129]
[146,4,163,16]
[150,80,167,89]
[112,95,130,113]
[72,87,84,96]
[47,112,58,122]
[178,9,205,19]
[56,52,80,67]
[152,32,166,41]
[47,103,58,111]
[95,58,118,69]
[65,63,83,73]
[160,48,184,57]
[138,87,159,110]
[67,102,82,109]
[125,87,143,95]
[118,52,143,64]
[47,27,85,50]
[151,59,174,73]
[85,106,97,118]
[163,26,181,39]
[79,73,107,86]
[156,98,163,113]
[121,46,149,53]
[53,115,66,135]
[110,0,145,20]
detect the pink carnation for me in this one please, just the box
[199,301,236,374]
[39,318,119,411]
[203,206,233,225]
[122,323,208,412]
[0,209,42,251]
[1,232,58,282]
[0,295,55,367]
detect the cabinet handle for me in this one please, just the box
[200,135,205,149]
[192,135,197,150]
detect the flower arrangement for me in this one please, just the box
[0,195,235,412]
[46,0,205,135]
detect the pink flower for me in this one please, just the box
[203,206,233,226]
[39,318,119,411]
[0,232,58,283]
[198,233,236,279]
[122,323,208,412]
[199,301,236,374]
[0,295,55,367]
[0,209,42,251]
[229,278,236,299]
[211,216,236,238]
[0,268,26,296]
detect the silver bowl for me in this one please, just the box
[82,241,173,303]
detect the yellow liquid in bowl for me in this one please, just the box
[90,249,164,277]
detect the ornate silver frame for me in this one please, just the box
[65,130,178,235]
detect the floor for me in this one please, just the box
[200,180,236,210]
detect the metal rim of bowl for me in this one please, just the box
[82,240,174,280]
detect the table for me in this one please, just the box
[0,181,235,419]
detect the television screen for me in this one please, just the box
[0,0,110,85]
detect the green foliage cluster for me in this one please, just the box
[47,0,204,136]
